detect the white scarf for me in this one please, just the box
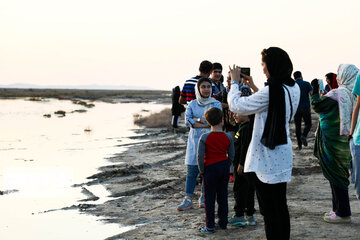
[195,81,218,106]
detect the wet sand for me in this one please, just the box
[74,112,360,240]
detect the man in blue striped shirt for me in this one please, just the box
[179,60,215,104]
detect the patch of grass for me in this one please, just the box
[134,108,171,128]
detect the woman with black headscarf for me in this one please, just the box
[228,47,300,240]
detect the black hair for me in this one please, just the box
[199,60,213,74]
[293,71,302,80]
[325,72,335,80]
[197,77,212,90]
[212,62,223,71]
[205,107,223,126]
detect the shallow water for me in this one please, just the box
[0,98,169,239]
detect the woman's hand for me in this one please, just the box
[241,74,259,93]
[237,164,244,175]
[192,122,210,128]
[229,65,241,83]
[193,117,205,124]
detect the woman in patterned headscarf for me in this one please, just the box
[311,64,359,223]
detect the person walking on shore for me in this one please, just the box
[228,47,300,240]
[311,64,359,223]
[293,71,312,150]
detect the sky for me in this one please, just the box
[1,0,360,90]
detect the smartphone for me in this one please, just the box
[240,67,250,76]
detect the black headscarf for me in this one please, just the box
[260,47,295,149]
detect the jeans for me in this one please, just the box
[185,165,203,197]
[350,139,360,200]
[294,110,312,148]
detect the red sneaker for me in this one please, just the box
[229,174,235,183]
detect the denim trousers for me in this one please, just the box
[350,139,360,200]
[185,164,203,197]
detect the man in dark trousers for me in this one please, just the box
[293,71,313,150]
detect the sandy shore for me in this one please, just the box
[73,112,360,240]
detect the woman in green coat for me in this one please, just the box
[311,64,359,223]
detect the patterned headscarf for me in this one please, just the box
[326,64,359,135]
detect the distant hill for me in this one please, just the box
[0,83,154,90]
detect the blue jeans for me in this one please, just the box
[185,165,203,197]
[350,139,360,200]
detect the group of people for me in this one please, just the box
[171,47,360,239]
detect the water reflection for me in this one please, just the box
[0,98,169,239]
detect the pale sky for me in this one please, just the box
[1,0,360,90]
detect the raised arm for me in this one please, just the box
[228,85,269,115]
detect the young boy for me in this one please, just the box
[228,112,256,226]
[197,107,235,234]
[228,86,256,226]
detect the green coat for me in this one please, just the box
[311,93,351,190]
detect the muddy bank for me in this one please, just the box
[76,113,360,240]
[0,88,171,103]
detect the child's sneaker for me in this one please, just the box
[214,222,227,230]
[228,215,246,226]
[229,174,235,183]
[246,215,256,226]
[177,198,193,211]
[200,226,215,234]
[323,213,351,223]
[198,195,205,208]
[324,210,335,217]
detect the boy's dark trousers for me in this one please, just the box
[250,173,290,240]
[233,168,255,217]
[203,160,230,229]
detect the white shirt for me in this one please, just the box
[228,83,300,184]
